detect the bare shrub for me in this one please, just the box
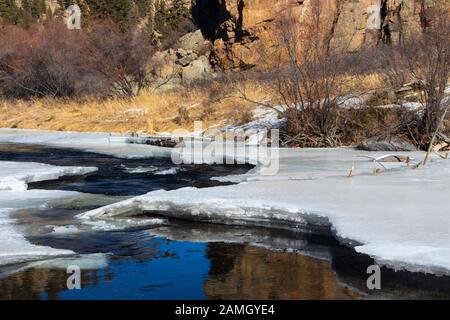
[0,20,85,97]
[344,106,418,146]
[174,106,190,125]
[200,103,216,120]
[0,18,155,98]
[273,3,362,147]
[83,19,155,97]
[380,5,450,150]
[228,106,253,126]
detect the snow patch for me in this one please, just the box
[0,208,74,266]
[51,225,80,235]
[0,161,97,191]
[154,167,178,175]
[0,129,172,159]
[121,165,158,174]
[0,160,100,266]
[81,217,166,231]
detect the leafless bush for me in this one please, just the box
[0,20,84,97]
[273,4,361,147]
[84,20,155,97]
[0,18,155,98]
[228,106,253,126]
[174,106,190,125]
[380,5,450,150]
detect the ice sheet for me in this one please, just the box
[0,160,99,266]
[0,128,172,159]
[79,148,450,275]
[0,161,97,191]
[0,190,81,266]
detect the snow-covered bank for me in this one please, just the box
[2,128,450,275]
[0,160,99,266]
[0,161,97,191]
[0,191,78,266]
[0,128,172,159]
[79,148,450,275]
[0,128,274,168]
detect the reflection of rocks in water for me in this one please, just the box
[0,268,105,300]
[331,247,450,299]
[204,243,359,300]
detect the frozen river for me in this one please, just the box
[0,129,450,299]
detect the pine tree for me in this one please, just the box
[152,0,190,38]
[153,0,170,36]
[85,0,134,30]
[170,0,189,26]
[30,0,46,20]
[135,0,151,19]
[0,0,20,24]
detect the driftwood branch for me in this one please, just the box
[423,105,449,165]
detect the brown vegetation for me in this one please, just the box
[0,3,448,152]
[250,2,450,150]
[379,4,450,151]
[0,18,154,98]
[0,78,273,134]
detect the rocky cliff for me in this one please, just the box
[23,0,450,72]
[192,0,450,70]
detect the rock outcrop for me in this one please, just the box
[192,0,450,70]
[36,0,450,73]
[152,29,214,88]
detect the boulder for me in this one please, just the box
[182,59,212,84]
[359,136,417,152]
[176,48,188,59]
[177,52,199,67]
[179,30,207,54]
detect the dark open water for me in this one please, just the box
[0,143,449,300]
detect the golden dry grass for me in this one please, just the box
[0,73,384,135]
[0,79,275,134]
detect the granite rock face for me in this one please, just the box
[41,0,449,72]
[191,0,449,70]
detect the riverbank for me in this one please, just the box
[0,83,265,134]
[79,147,450,276]
[1,128,449,276]
[0,143,361,299]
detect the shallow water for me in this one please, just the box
[0,143,252,195]
[1,143,450,300]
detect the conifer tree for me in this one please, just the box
[0,0,20,24]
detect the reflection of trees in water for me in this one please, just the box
[0,237,162,299]
[0,268,106,300]
[204,243,359,300]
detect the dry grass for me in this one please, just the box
[0,79,274,134]
[0,72,392,137]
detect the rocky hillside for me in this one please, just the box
[191,0,450,70]
[153,0,450,85]
[4,0,450,73]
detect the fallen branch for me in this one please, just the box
[423,105,449,165]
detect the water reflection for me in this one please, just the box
[1,143,449,299]
[0,267,106,300]
[0,238,360,300]
[205,243,359,300]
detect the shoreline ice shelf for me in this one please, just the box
[0,160,99,266]
[1,128,450,275]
